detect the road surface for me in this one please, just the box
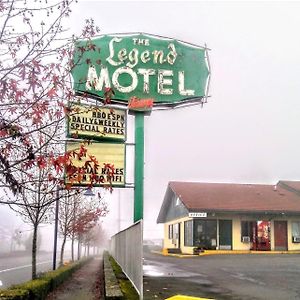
[143,252,300,300]
[0,251,71,289]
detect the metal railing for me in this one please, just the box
[110,220,143,299]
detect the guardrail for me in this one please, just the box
[110,221,143,299]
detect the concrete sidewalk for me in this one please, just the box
[46,256,104,300]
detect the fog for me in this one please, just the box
[73,1,300,239]
[2,1,300,251]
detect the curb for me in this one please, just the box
[103,252,123,299]
[151,250,198,258]
[152,250,300,257]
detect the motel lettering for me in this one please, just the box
[72,34,209,104]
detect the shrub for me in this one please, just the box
[0,257,92,300]
[0,289,29,300]
[19,280,51,300]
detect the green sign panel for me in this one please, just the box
[72,33,210,106]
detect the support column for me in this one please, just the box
[134,112,144,222]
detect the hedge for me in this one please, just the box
[0,257,92,300]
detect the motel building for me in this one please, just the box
[157,181,300,254]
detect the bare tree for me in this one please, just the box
[0,1,116,278]
[0,0,104,196]
[58,191,107,264]
[7,164,57,279]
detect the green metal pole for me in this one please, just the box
[134,112,144,222]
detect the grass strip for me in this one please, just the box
[108,255,139,300]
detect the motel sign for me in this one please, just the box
[72,33,210,106]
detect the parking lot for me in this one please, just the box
[143,252,300,300]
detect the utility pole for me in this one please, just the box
[52,187,59,270]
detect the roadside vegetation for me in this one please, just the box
[109,255,139,300]
[0,0,111,281]
[0,257,92,299]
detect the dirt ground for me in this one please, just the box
[46,257,104,300]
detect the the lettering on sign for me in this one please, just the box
[66,142,125,187]
[68,105,126,141]
[85,37,195,96]
[188,212,207,218]
[82,165,124,184]
[128,96,153,111]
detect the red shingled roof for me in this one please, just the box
[169,181,300,213]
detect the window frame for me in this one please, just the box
[241,220,254,242]
[292,221,300,243]
[168,224,173,239]
[184,220,193,246]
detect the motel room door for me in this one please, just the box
[274,221,288,251]
[219,220,232,250]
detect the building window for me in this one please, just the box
[168,223,179,239]
[292,222,300,243]
[173,224,179,239]
[184,220,193,246]
[193,220,217,250]
[168,224,173,239]
[241,221,254,242]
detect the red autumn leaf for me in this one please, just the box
[37,156,47,169]
[88,43,96,51]
[0,130,8,137]
[54,110,63,119]
[65,183,72,190]
[71,132,79,139]
[23,160,35,170]
[47,87,57,98]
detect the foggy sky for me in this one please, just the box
[2,1,300,240]
[70,1,300,238]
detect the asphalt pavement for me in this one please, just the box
[143,252,300,300]
[0,251,71,289]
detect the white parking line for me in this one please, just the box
[0,260,52,274]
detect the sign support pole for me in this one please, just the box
[134,112,144,222]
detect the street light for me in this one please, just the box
[83,187,95,197]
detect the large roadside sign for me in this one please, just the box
[66,141,125,187]
[70,33,211,222]
[71,33,210,107]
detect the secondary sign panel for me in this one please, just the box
[71,33,210,106]
[66,142,125,187]
[67,104,126,141]
[189,212,207,218]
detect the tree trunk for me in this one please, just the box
[77,237,81,260]
[32,225,38,279]
[71,234,75,261]
[60,235,67,266]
